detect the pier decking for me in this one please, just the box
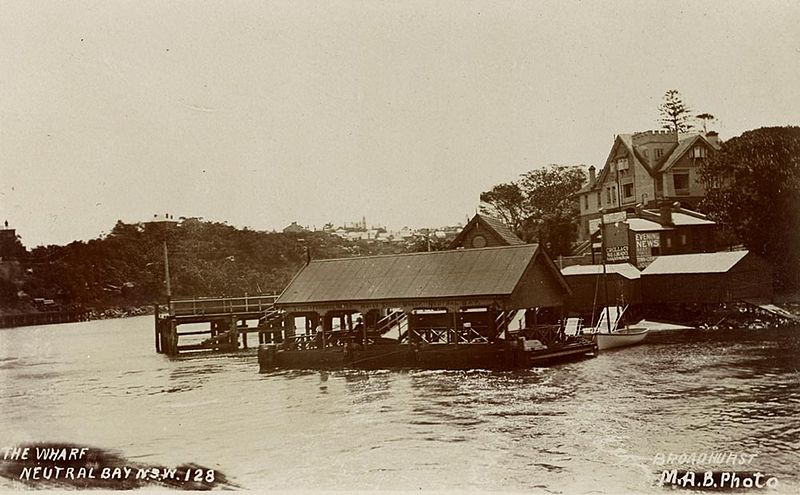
[155,294,285,355]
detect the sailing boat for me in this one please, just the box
[588,305,648,351]
[587,211,648,351]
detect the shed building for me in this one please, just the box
[640,250,773,304]
[560,263,642,312]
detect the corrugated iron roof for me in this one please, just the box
[670,212,715,226]
[276,244,541,306]
[641,251,749,275]
[627,218,671,232]
[561,263,641,280]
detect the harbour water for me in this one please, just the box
[1,316,798,492]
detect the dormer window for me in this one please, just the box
[655,148,664,158]
[692,146,707,158]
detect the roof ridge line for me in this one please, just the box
[309,243,537,263]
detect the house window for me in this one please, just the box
[673,172,690,195]
[596,192,601,207]
[643,149,649,159]
[606,187,611,204]
[611,185,617,204]
[583,195,588,210]
[623,183,634,199]
[680,233,687,245]
[655,148,664,158]
[666,237,672,248]
[617,157,629,171]
[692,146,707,158]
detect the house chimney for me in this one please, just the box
[659,203,674,226]
[706,130,721,148]
[589,165,596,186]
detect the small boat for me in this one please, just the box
[588,306,648,351]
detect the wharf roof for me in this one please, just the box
[275,244,570,311]
[449,213,524,248]
[641,251,749,275]
[561,263,641,280]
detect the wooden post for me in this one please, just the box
[231,315,238,349]
[154,304,161,353]
[451,308,459,345]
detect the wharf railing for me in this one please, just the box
[169,294,279,318]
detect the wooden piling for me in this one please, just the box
[154,304,161,353]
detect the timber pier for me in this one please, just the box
[154,294,289,355]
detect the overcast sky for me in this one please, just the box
[1,0,798,247]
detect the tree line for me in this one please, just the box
[2,220,404,312]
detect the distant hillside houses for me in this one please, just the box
[282,218,464,244]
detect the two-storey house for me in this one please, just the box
[576,130,721,242]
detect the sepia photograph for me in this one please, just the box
[1,1,798,493]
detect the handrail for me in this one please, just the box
[170,295,280,317]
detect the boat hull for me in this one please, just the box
[595,328,648,351]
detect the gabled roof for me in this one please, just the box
[658,133,720,173]
[591,134,656,190]
[585,131,723,193]
[448,213,524,248]
[561,263,641,280]
[641,251,749,275]
[275,244,569,310]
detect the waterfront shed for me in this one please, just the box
[640,250,773,304]
[560,263,642,312]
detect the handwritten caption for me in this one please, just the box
[1,444,229,489]
[653,452,779,490]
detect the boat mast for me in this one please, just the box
[600,212,611,333]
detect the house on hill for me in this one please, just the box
[282,221,308,234]
[577,130,721,242]
[449,214,524,249]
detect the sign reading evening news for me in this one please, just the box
[635,233,660,248]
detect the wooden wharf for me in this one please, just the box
[154,294,286,355]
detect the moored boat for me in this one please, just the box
[588,306,648,351]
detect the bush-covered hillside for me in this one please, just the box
[2,219,404,313]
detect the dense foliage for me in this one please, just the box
[699,126,800,290]
[7,220,401,311]
[480,165,586,256]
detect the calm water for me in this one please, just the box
[1,316,798,492]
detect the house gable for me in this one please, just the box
[449,214,523,249]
